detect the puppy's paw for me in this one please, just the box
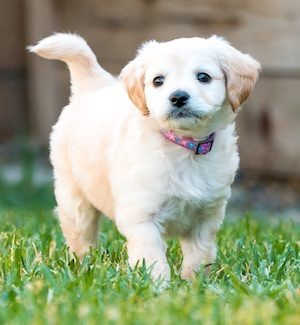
[180,267,196,281]
[181,263,214,280]
[150,260,171,282]
[130,256,171,286]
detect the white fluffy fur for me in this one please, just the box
[30,33,260,284]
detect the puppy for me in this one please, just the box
[30,33,260,283]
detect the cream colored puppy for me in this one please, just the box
[30,33,260,283]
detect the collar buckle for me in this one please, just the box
[195,137,214,155]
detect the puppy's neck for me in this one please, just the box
[160,129,215,155]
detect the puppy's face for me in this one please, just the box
[120,37,261,133]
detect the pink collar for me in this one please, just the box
[161,129,215,155]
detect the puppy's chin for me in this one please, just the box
[159,116,209,132]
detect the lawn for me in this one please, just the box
[0,175,299,324]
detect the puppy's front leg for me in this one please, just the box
[180,205,225,280]
[180,233,217,280]
[116,214,170,283]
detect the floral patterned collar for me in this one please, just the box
[160,129,215,155]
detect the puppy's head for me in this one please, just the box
[119,36,261,133]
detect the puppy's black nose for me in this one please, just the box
[169,90,190,108]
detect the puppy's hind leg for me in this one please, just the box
[54,176,100,259]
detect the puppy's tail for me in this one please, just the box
[28,33,115,94]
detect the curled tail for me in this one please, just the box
[28,33,115,94]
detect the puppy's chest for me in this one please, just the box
[156,155,233,236]
[157,197,200,237]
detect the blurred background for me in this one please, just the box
[0,0,299,218]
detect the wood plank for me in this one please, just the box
[237,77,300,178]
[24,0,62,142]
[0,0,26,138]
[0,82,26,138]
[0,0,25,69]
[147,0,300,70]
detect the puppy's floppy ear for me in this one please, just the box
[211,36,261,112]
[119,57,149,116]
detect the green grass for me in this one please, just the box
[0,177,299,325]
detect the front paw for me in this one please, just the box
[181,263,213,280]
[149,260,171,284]
[129,255,171,284]
[180,267,197,281]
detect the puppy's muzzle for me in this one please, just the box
[168,90,203,120]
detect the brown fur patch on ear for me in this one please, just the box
[119,59,149,116]
[213,36,261,112]
[225,60,260,112]
[126,72,149,116]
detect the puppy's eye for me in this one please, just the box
[197,72,212,83]
[153,76,165,87]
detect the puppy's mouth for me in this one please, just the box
[167,106,206,120]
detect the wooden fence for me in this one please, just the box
[1,0,300,178]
